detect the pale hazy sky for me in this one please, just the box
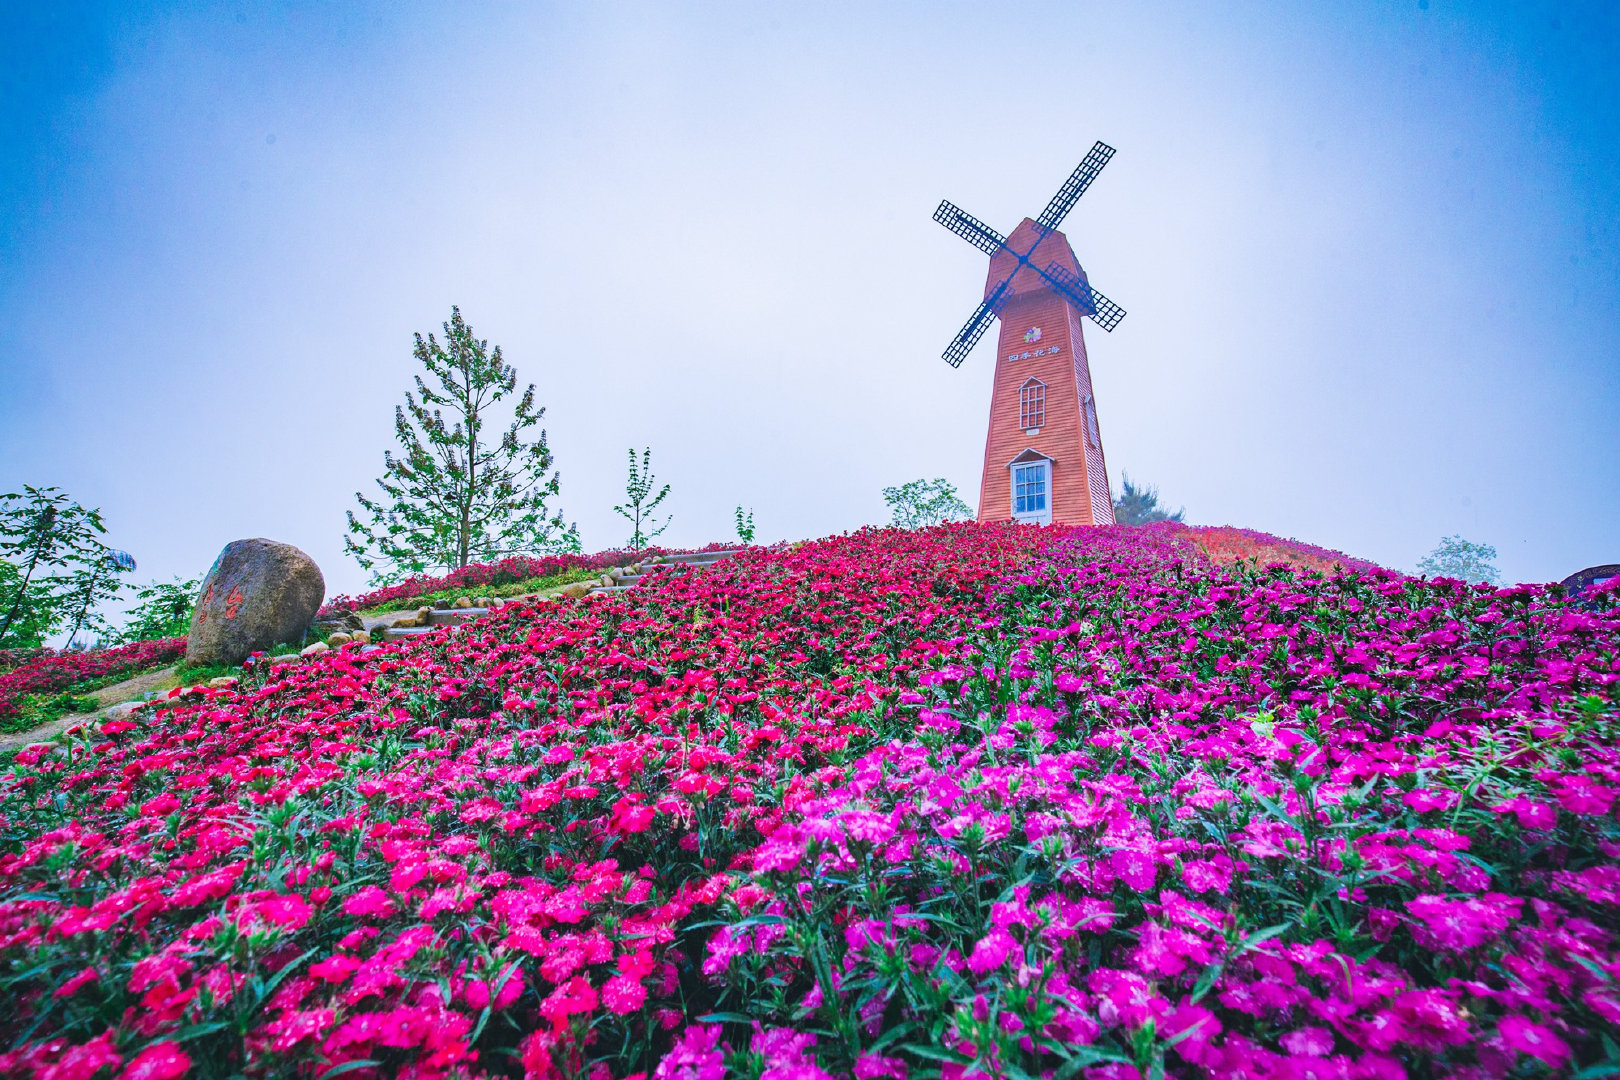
[3,1,1616,599]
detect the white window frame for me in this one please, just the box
[1019,378,1046,434]
[1010,459,1052,524]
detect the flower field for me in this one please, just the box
[322,547,734,616]
[1,523,1616,1079]
[1179,526,1381,576]
[0,639,186,730]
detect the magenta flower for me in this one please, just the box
[654,1025,724,1080]
[1499,1015,1571,1066]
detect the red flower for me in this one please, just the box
[118,1042,190,1080]
[538,976,598,1031]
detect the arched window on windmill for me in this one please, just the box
[1019,378,1046,434]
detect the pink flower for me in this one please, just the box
[610,795,656,833]
[654,1025,724,1080]
[855,1054,908,1080]
[1110,848,1156,891]
[464,968,526,1009]
[538,975,598,1032]
[602,974,648,1014]
[1499,1015,1570,1066]
[118,1042,190,1080]
[53,966,100,999]
[39,1031,120,1080]
[703,926,751,976]
[753,832,806,872]
[1406,893,1521,951]
[1402,788,1457,813]
[967,929,1016,975]
[254,894,312,931]
[342,885,396,919]
[1178,858,1233,894]
[1279,1027,1335,1056]
[1493,796,1557,830]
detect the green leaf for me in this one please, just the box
[697,1012,759,1024]
[1573,1065,1620,1080]
[902,1044,976,1065]
[319,1061,383,1079]
[1235,922,1292,955]
[1051,1045,1132,1079]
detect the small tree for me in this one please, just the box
[120,576,200,643]
[1113,474,1185,526]
[0,561,56,650]
[60,546,135,649]
[614,448,672,552]
[0,486,106,644]
[1417,535,1500,585]
[882,478,972,529]
[734,507,756,545]
[347,306,578,584]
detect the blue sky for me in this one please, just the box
[2,0,1616,600]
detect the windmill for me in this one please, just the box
[933,140,1125,526]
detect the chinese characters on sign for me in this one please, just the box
[1006,344,1060,363]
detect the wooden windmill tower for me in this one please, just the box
[934,142,1125,526]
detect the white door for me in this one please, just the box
[1011,461,1052,524]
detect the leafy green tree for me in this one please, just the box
[120,577,201,643]
[60,547,135,649]
[882,478,972,529]
[1417,535,1500,585]
[734,507,756,545]
[1112,474,1185,525]
[0,486,106,645]
[614,448,672,552]
[0,561,57,650]
[346,306,578,584]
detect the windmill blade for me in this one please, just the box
[1036,141,1116,231]
[942,299,999,368]
[941,280,1014,368]
[933,200,1007,258]
[1081,286,1127,332]
[1038,263,1127,332]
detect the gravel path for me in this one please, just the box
[0,665,181,752]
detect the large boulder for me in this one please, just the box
[186,539,325,666]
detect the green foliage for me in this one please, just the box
[346,306,579,585]
[614,447,672,552]
[0,486,109,646]
[1112,473,1185,525]
[734,506,756,545]
[1417,534,1500,585]
[2,692,102,735]
[120,576,200,643]
[0,561,57,650]
[882,477,972,529]
[59,548,136,648]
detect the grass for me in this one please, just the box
[358,567,599,613]
[0,692,103,735]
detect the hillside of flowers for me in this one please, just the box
[1,522,1617,1080]
[0,638,186,729]
[1181,525,1382,576]
[322,545,734,615]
